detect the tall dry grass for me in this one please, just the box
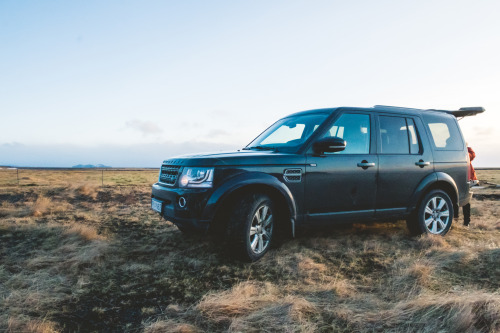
[143,320,200,333]
[75,184,99,200]
[198,281,318,332]
[7,317,59,333]
[355,292,500,332]
[1,219,108,332]
[30,195,53,216]
[0,169,498,332]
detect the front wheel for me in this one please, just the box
[227,193,275,262]
[407,189,454,236]
[176,225,198,235]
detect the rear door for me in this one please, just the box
[375,114,434,217]
[422,112,469,204]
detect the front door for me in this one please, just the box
[305,112,378,223]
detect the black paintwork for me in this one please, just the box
[152,105,477,234]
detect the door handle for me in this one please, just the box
[357,161,375,169]
[415,160,430,167]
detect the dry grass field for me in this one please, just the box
[0,168,159,187]
[0,169,499,332]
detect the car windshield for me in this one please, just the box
[244,113,329,152]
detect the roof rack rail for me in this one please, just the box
[373,105,485,118]
[373,105,420,110]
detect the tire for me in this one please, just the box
[176,224,201,235]
[407,189,454,236]
[177,225,191,233]
[226,193,275,262]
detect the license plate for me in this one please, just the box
[151,198,163,213]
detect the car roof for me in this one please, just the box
[285,108,338,117]
[287,105,484,118]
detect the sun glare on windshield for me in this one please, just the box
[245,113,329,152]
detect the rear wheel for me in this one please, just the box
[407,189,453,236]
[227,193,275,262]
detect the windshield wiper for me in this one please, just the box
[243,146,278,151]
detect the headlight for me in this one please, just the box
[179,167,214,188]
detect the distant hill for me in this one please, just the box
[72,164,111,168]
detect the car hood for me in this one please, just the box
[162,150,305,167]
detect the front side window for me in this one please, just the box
[321,113,370,154]
[245,113,329,152]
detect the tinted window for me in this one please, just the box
[322,113,370,154]
[407,118,421,154]
[261,124,305,145]
[423,113,463,150]
[379,116,409,154]
[246,113,329,152]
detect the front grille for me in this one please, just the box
[159,165,181,185]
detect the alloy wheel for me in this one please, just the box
[249,204,273,254]
[423,196,450,234]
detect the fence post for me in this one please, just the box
[102,169,104,187]
[17,168,20,186]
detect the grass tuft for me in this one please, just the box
[76,184,99,200]
[143,320,200,333]
[358,292,500,332]
[197,281,278,322]
[63,224,103,241]
[7,317,60,333]
[30,196,52,217]
[418,233,450,249]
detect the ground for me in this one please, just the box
[0,169,499,332]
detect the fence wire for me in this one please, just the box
[0,168,159,187]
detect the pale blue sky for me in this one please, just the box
[1,0,499,167]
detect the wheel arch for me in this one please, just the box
[409,172,459,217]
[202,173,297,237]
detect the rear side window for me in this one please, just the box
[423,113,463,150]
[379,116,408,154]
[378,116,421,154]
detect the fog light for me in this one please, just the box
[178,196,187,208]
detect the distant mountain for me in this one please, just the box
[72,164,111,168]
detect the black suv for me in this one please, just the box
[151,105,484,261]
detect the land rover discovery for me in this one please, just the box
[151,105,484,261]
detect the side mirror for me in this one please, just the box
[313,137,346,154]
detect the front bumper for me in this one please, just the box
[151,183,212,231]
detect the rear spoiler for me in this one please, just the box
[430,106,485,118]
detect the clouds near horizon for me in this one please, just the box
[0,138,498,168]
[0,141,240,168]
[125,119,163,136]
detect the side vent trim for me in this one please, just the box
[284,169,302,183]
